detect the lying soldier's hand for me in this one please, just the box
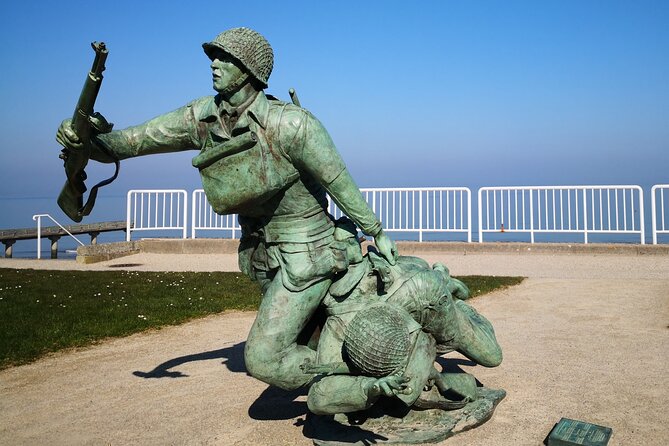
[369,374,411,397]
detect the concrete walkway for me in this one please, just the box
[1,246,668,445]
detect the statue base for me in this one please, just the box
[306,387,506,445]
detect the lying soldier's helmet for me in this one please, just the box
[343,304,411,377]
[203,27,274,87]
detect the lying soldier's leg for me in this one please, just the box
[451,299,502,367]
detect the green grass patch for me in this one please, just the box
[0,269,261,369]
[461,275,525,298]
[0,268,522,369]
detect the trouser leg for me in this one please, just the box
[451,299,502,367]
[421,293,502,367]
[244,275,331,390]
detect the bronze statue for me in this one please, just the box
[56,28,504,443]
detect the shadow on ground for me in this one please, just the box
[249,386,308,420]
[132,342,246,378]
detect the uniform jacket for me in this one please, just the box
[94,92,382,289]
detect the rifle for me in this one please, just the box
[57,41,118,222]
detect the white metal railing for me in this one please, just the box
[191,187,472,242]
[478,185,645,244]
[651,184,669,244]
[191,189,241,239]
[126,190,188,241]
[32,214,85,259]
[128,185,660,245]
[329,187,472,242]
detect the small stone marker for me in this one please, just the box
[547,418,612,446]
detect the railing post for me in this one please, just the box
[182,191,188,239]
[126,191,133,242]
[529,189,535,244]
[583,189,588,244]
[418,191,423,242]
[651,185,658,245]
[477,188,483,243]
[191,190,198,239]
[637,186,645,244]
[466,188,472,243]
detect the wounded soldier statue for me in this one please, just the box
[303,219,502,415]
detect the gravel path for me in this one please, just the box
[1,250,668,445]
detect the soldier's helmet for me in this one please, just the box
[203,27,274,87]
[343,304,412,377]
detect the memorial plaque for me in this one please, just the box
[547,418,612,446]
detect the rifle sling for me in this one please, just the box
[78,144,120,218]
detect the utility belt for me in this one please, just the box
[239,214,365,293]
[262,207,335,244]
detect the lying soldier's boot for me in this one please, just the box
[438,372,478,401]
[412,385,468,410]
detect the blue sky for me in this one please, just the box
[1,1,668,226]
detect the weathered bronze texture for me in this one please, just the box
[55,28,505,442]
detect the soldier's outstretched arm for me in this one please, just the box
[58,101,203,163]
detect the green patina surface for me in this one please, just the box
[54,27,511,441]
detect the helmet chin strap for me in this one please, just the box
[220,72,251,97]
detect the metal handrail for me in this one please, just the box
[129,185,664,245]
[126,190,188,241]
[191,187,472,242]
[32,214,85,259]
[191,190,240,239]
[329,187,472,242]
[478,185,645,244]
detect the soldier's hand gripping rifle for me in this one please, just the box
[57,41,118,222]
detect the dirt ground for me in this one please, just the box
[1,250,668,445]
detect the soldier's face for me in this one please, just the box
[210,51,246,93]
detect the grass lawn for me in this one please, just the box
[0,268,523,369]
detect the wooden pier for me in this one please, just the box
[0,221,129,259]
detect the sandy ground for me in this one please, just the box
[1,250,668,445]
